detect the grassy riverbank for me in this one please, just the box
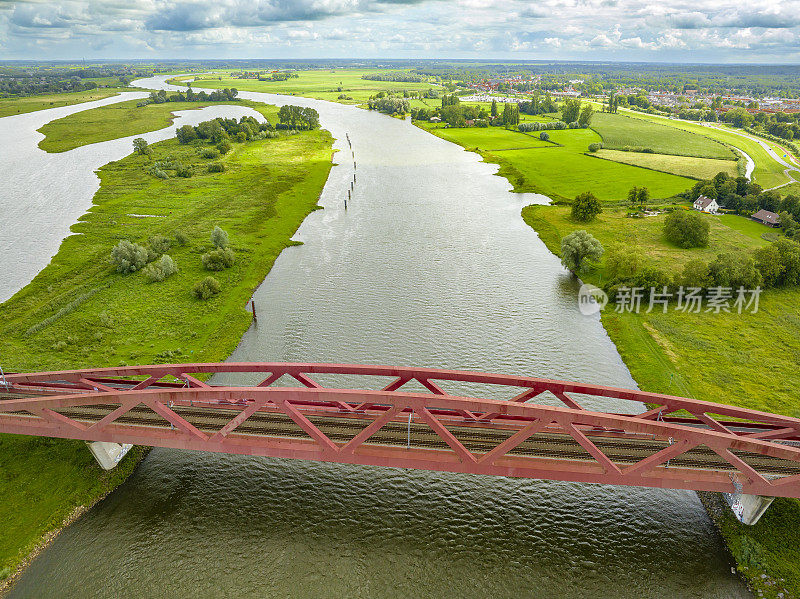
[0,88,130,118]
[522,203,800,597]
[0,107,334,584]
[37,98,273,153]
[416,120,693,202]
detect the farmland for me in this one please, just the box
[419,120,693,202]
[591,112,735,159]
[185,68,441,105]
[594,148,739,179]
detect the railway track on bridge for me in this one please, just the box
[2,363,800,500]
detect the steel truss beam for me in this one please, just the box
[1,363,799,498]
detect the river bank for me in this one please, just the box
[0,101,334,585]
[519,203,800,597]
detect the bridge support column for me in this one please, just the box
[723,492,776,526]
[86,441,133,471]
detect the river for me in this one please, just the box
[4,76,749,598]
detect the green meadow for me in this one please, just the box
[186,68,440,104]
[591,112,735,159]
[617,109,792,189]
[595,148,739,179]
[0,111,333,580]
[36,98,273,152]
[0,88,130,118]
[419,120,693,202]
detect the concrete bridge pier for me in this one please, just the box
[86,441,133,470]
[724,491,776,525]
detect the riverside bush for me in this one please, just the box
[207,162,225,173]
[193,276,221,299]
[211,225,229,248]
[143,254,178,282]
[202,247,235,271]
[111,240,148,273]
[148,234,171,255]
[588,142,603,152]
[200,148,220,159]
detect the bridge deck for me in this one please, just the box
[2,363,800,498]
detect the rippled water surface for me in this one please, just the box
[5,76,749,598]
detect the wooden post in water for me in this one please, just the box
[250,300,257,323]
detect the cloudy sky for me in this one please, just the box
[1,0,799,62]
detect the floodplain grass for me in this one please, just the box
[188,68,441,105]
[594,149,739,180]
[522,203,800,597]
[617,109,791,189]
[0,88,130,118]
[419,121,693,202]
[0,120,333,580]
[591,112,735,160]
[36,98,277,153]
[427,125,552,151]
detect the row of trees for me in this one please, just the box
[362,73,425,83]
[143,88,238,105]
[277,105,320,130]
[176,116,272,146]
[367,97,410,115]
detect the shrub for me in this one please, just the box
[148,234,171,255]
[211,225,229,248]
[663,210,710,248]
[236,131,247,143]
[152,168,169,179]
[588,142,603,152]
[217,140,232,154]
[540,132,550,141]
[176,165,193,178]
[174,231,189,246]
[202,247,235,271]
[111,240,148,273]
[674,259,712,288]
[143,254,178,282]
[207,162,225,173]
[200,148,220,159]
[193,276,221,300]
[708,252,763,289]
[176,125,197,144]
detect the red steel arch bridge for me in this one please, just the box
[2,363,799,521]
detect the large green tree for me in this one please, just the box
[560,230,604,273]
[571,191,603,222]
[663,210,710,248]
[561,98,582,123]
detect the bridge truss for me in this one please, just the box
[1,363,799,498]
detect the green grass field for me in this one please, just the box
[429,126,551,151]
[522,202,800,596]
[522,205,765,280]
[420,121,694,202]
[591,112,735,159]
[37,98,270,153]
[617,109,791,189]
[188,68,441,104]
[718,214,776,243]
[595,148,739,179]
[0,88,129,118]
[0,111,333,580]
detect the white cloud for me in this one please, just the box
[1,0,800,60]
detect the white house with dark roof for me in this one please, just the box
[693,195,719,214]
